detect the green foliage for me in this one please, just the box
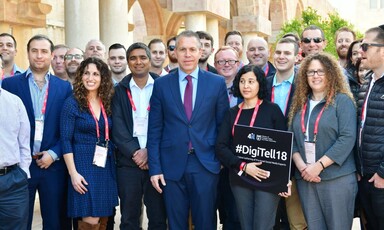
[276,7,363,57]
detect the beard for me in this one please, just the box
[199,56,209,64]
[168,55,177,63]
[337,47,348,59]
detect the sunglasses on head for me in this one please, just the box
[168,45,176,51]
[302,37,323,44]
[360,43,384,52]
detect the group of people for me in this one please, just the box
[0,23,384,230]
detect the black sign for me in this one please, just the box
[232,125,293,194]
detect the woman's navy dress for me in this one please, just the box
[61,96,118,217]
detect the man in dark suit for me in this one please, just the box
[148,30,229,230]
[2,34,72,230]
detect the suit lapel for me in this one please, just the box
[168,70,189,122]
[20,75,35,121]
[45,76,58,118]
[190,69,207,123]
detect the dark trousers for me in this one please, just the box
[0,166,29,230]
[27,162,70,230]
[163,154,219,230]
[359,175,384,230]
[217,167,241,230]
[117,166,167,230]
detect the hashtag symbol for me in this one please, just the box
[235,144,243,153]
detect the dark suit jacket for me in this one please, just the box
[147,68,229,181]
[2,72,72,164]
[112,72,159,167]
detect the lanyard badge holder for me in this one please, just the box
[89,101,109,168]
[34,85,49,142]
[127,89,150,137]
[301,100,326,164]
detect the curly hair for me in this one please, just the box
[73,57,114,115]
[288,53,354,126]
[232,64,267,100]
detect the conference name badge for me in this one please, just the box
[304,141,316,164]
[35,120,44,141]
[93,144,107,168]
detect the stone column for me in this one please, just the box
[65,0,99,49]
[184,13,206,31]
[99,0,129,49]
[207,18,219,65]
[230,15,272,63]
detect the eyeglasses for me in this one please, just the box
[64,54,83,60]
[168,45,176,51]
[216,60,238,66]
[360,43,384,52]
[302,37,323,44]
[307,70,325,77]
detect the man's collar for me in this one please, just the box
[272,72,294,86]
[178,67,199,81]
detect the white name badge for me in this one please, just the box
[133,117,148,137]
[93,145,108,168]
[35,120,44,141]
[304,141,316,164]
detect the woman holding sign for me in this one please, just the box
[288,53,357,229]
[216,65,291,230]
[60,57,118,229]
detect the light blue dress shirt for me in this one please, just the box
[272,73,294,115]
[178,67,199,109]
[26,69,58,160]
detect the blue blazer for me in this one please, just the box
[2,72,72,162]
[147,68,229,181]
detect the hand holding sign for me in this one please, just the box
[244,162,270,182]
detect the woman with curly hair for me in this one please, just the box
[60,57,118,229]
[288,53,357,229]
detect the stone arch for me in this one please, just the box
[129,0,165,36]
[295,0,304,18]
[165,13,184,39]
[269,0,288,31]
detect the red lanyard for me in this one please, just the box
[300,100,326,142]
[126,89,150,112]
[271,84,292,116]
[264,64,269,77]
[41,85,49,115]
[232,100,261,136]
[88,100,109,141]
[1,69,14,80]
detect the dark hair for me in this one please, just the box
[166,36,177,47]
[277,37,299,55]
[148,38,164,50]
[27,34,54,52]
[345,39,362,69]
[109,43,126,52]
[366,26,384,43]
[126,42,151,60]
[233,65,267,99]
[196,31,214,47]
[224,30,243,45]
[73,57,114,115]
[0,33,17,48]
[175,30,201,49]
[301,25,325,40]
[282,32,300,43]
